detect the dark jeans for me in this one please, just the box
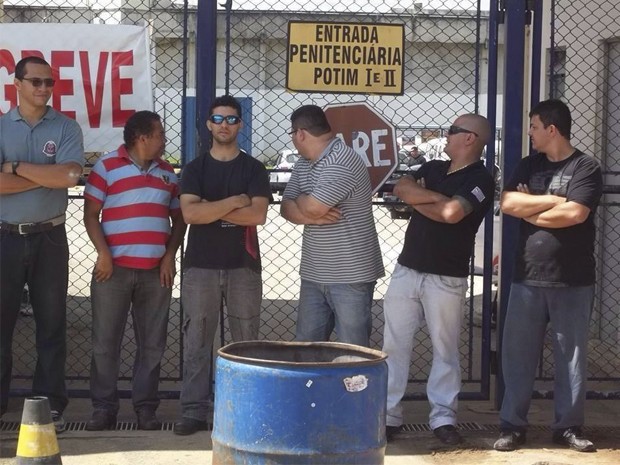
[90,265,171,414]
[180,267,262,421]
[0,224,69,415]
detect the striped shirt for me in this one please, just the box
[84,145,180,269]
[283,138,384,283]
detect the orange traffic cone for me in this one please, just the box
[15,396,62,464]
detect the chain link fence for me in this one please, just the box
[5,0,497,398]
[543,0,620,394]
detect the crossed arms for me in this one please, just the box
[500,183,590,228]
[180,192,269,226]
[0,161,82,194]
[394,176,471,224]
[280,194,341,225]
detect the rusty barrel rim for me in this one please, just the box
[217,340,387,367]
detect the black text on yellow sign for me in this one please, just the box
[286,21,404,96]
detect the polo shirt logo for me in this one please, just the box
[42,140,57,157]
[161,174,170,185]
[471,186,485,202]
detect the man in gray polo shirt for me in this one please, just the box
[0,56,84,432]
[281,104,384,347]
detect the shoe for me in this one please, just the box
[85,410,117,431]
[493,430,526,451]
[386,425,401,442]
[432,424,461,445]
[136,410,162,430]
[173,418,208,436]
[51,410,66,434]
[552,427,595,452]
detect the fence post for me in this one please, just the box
[496,0,528,410]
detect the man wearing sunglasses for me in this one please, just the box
[281,105,384,348]
[0,56,84,433]
[174,95,271,435]
[382,114,494,445]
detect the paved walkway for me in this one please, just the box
[1,397,619,464]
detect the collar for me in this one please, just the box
[117,144,161,169]
[9,105,55,122]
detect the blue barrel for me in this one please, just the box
[212,341,388,465]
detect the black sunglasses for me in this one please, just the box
[209,114,241,125]
[448,125,478,137]
[21,77,56,88]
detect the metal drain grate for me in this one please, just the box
[0,421,214,433]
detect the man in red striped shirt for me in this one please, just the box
[83,111,186,431]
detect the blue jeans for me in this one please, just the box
[500,283,594,432]
[0,224,69,415]
[296,279,376,347]
[180,267,262,421]
[382,264,467,429]
[90,265,171,414]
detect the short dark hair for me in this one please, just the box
[15,56,50,80]
[290,105,331,136]
[209,95,242,119]
[529,99,572,139]
[123,111,162,148]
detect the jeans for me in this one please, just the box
[382,264,467,429]
[295,279,376,347]
[90,265,171,414]
[0,224,69,415]
[180,267,262,421]
[500,283,594,432]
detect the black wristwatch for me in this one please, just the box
[11,161,20,175]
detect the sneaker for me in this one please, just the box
[173,417,208,436]
[136,410,162,431]
[432,424,461,445]
[386,425,401,442]
[85,410,117,431]
[552,427,595,452]
[493,430,526,451]
[51,410,66,434]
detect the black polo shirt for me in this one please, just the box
[398,160,495,277]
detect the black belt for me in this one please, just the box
[0,215,65,235]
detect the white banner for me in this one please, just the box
[0,23,153,152]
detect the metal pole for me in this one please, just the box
[495,0,527,410]
[196,0,218,155]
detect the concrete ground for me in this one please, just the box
[1,396,619,464]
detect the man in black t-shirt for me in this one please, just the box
[173,95,271,435]
[382,114,495,445]
[494,100,602,453]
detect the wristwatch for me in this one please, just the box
[11,161,20,175]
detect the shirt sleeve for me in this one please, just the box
[56,118,85,167]
[566,156,603,210]
[282,161,303,200]
[454,169,495,214]
[246,161,272,199]
[504,157,531,192]
[179,158,202,197]
[84,158,108,204]
[310,159,357,207]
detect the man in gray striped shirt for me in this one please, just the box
[281,105,384,347]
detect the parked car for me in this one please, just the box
[269,149,299,194]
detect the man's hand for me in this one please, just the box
[159,252,176,288]
[516,183,530,194]
[94,251,114,282]
[1,162,14,174]
[314,207,341,225]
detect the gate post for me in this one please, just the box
[496,0,529,410]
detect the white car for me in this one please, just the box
[270,149,299,194]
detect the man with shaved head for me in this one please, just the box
[382,114,495,445]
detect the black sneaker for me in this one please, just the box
[136,410,162,430]
[432,424,461,445]
[173,418,208,436]
[552,427,595,452]
[493,429,526,451]
[386,425,401,442]
[51,410,66,434]
[85,409,117,431]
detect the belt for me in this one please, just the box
[0,214,66,235]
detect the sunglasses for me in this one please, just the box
[209,114,241,125]
[448,125,478,137]
[21,77,56,88]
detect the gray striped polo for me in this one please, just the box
[283,138,384,283]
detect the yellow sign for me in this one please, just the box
[286,21,404,95]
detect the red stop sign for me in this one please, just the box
[325,102,397,193]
